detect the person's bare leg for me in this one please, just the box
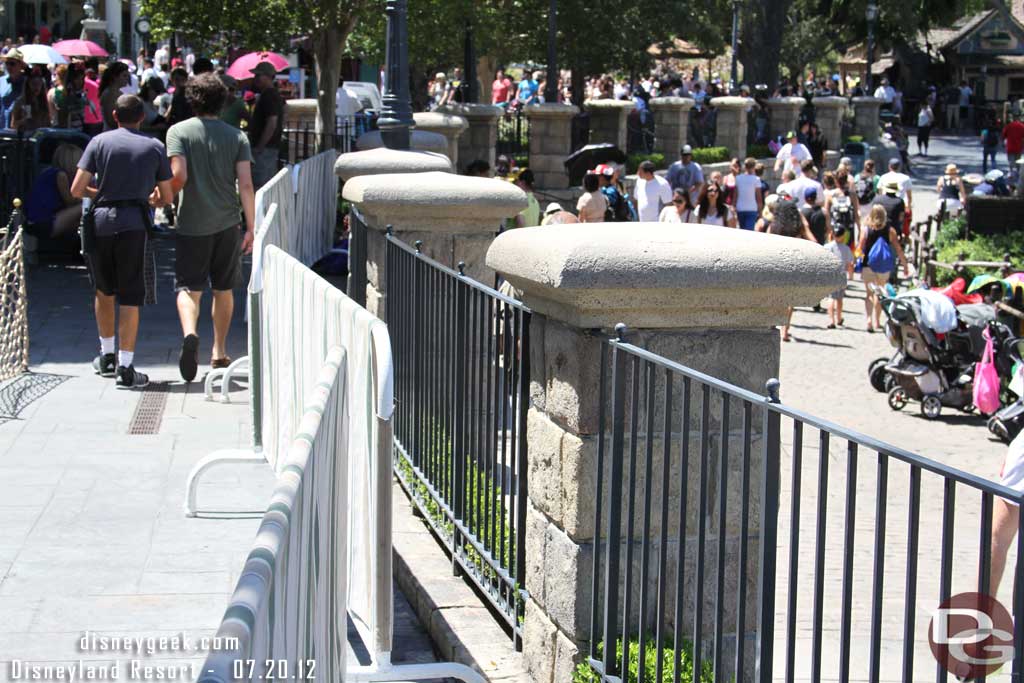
[117,305,139,352]
[836,298,844,324]
[864,288,874,329]
[53,204,82,238]
[176,290,202,337]
[94,292,116,339]
[782,306,793,341]
[991,498,1020,596]
[211,289,234,360]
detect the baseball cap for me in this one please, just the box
[250,61,279,78]
[544,202,562,215]
[889,157,901,168]
[680,144,693,155]
[803,187,818,200]
[593,163,613,176]
[786,130,797,139]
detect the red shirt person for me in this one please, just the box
[491,69,512,107]
[1002,118,1024,175]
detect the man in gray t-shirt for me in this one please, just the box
[166,72,255,382]
[71,94,173,389]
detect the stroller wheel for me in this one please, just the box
[869,358,890,393]
[962,404,976,414]
[989,416,1011,442]
[921,394,942,420]
[888,386,908,411]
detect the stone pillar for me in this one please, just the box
[851,96,884,144]
[283,99,318,129]
[356,129,449,156]
[524,103,579,190]
[341,171,526,318]
[486,224,843,683]
[412,112,469,168]
[649,97,694,158]
[812,96,849,151]
[584,99,635,150]
[711,96,753,159]
[437,103,503,171]
[765,97,806,141]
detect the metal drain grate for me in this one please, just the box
[128,383,169,435]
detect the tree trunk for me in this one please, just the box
[738,0,789,91]
[312,24,341,153]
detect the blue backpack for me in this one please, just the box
[867,233,895,273]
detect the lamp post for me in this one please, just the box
[730,0,740,93]
[543,0,557,104]
[865,1,878,94]
[378,0,414,150]
[463,19,477,103]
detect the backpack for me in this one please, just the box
[984,128,1000,148]
[867,232,895,273]
[855,174,875,204]
[830,194,856,232]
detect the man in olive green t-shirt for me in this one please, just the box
[166,72,256,382]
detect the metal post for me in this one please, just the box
[463,20,477,104]
[865,2,878,94]
[730,0,740,93]
[544,0,558,104]
[755,379,781,683]
[379,0,413,150]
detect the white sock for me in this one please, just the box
[100,337,115,355]
[118,350,134,368]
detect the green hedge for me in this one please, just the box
[931,216,1022,286]
[746,144,771,160]
[572,638,714,683]
[626,153,667,174]
[690,146,730,165]
[847,135,864,143]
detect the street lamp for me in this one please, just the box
[463,20,477,103]
[865,1,878,94]
[730,0,740,93]
[378,0,414,150]
[543,0,557,104]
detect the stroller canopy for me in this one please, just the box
[896,289,959,333]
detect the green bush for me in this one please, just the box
[689,146,730,165]
[513,154,529,169]
[626,152,667,174]
[927,215,1024,286]
[746,144,771,160]
[572,638,715,683]
[847,135,864,143]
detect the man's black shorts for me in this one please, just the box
[88,229,147,306]
[175,226,243,292]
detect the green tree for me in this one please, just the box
[140,0,372,145]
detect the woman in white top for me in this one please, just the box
[659,188,697,223]
[917,102,934,156]
[733,157,763,229]
[697,182,737,227]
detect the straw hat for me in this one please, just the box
[945,163,959,176]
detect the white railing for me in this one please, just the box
[195,247,484,683]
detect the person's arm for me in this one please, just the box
[169,155,187,195]
[905,187,913,211]
[70,168,97,199]
[726,206,737,228]
[823,197,832,232]
[801,213,817,243]
[237,160,255,253]
[755,185,763,214]
[958,178,967,203]
[155,178,173,207]
[47,89,57,125]
[890,227,908,270]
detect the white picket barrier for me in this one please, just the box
[195,247,484,683]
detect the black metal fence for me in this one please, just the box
[386,233,530,645]
[278,117,363,167]
[0,134,31,227]
[346,207,367,308]
[587,329,1024,683]
[496,107,530,162]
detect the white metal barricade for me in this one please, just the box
[195,248,484,683]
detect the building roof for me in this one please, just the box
[919,10,993,53]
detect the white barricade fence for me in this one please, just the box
[0,204,28,382]
[196,248,484,683]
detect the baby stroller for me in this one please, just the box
[986,335,1024,442]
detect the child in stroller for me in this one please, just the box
[869,288,1014,419]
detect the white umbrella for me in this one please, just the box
[16,44,67,65]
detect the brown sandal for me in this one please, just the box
[211,356,232,369]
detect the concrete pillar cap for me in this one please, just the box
[334,148,452,181]
[413,111,470,133]
[584,99,636,111]
[523,103,580,118]
[852,96,884,105]
[649,96,695,110]
[709,96,754,109]
[342,171,527,233]
[486,223,844,329]
[812,96,850,108]
[284,99,317,116]
[766,96,807,107]
[356,129,449,155]
[436,103,503,121]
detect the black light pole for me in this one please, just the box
[464,20,477,103]
[543,0,557,103]
[865,2,878,94]
[730,0,740,93]
[378,0,414,150]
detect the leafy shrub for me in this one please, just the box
[689,146,730,165]
[928,215,1024,286]
[847,135,864,143]
[572,638,715,683]
[626,153,667,174]
[513,154,529,169]
[746,144,771,160]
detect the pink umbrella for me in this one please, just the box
[226,51,289,80]
[52,39,108,58]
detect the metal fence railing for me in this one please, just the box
[386,233,530,645]
[347,207,367,308]
[278,117,359,167]
[496,107,530,162]
[586,327,1024,683]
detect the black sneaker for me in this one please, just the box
[92,353,116,377]
[116,365,149,389]
[179,334,199,382]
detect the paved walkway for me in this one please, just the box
[776,279,1014,682]
[0,241,440,680]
